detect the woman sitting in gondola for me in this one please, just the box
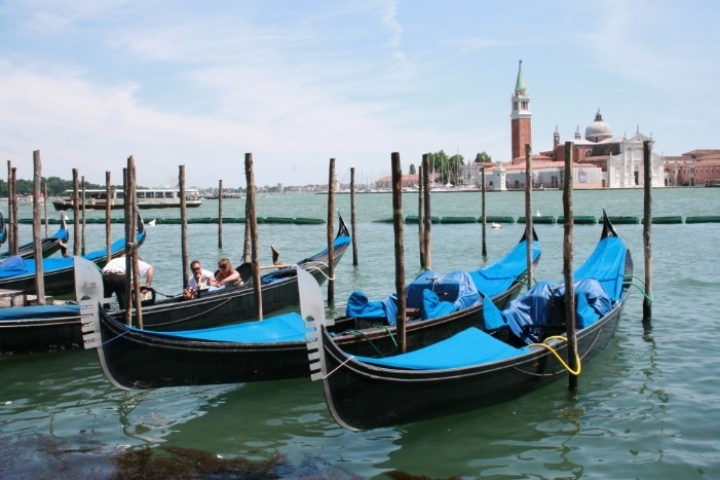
[215,257,241,287]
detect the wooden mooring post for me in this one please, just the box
[10,165,18,255]
[481,166,487,258]
[123,158,142,327]
[525,144,534,287]
[563,141,579,390]
[105,172,112,267]
[6,161,13,254]
[245,153,262,320]
[180,166,189,290]
[327,158,336,304]
[72,168,79,256]
[418,162,425,269]
[218,179,223,249]
[391,152,407,353]
[350,167,358,266]
[421,153,432,270]
[81,176,87,256]
[643,140,653,321]
[32,150,46,305]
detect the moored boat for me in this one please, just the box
[116,216,352,331]
[0,216,145,297]
[51,187,202,211]
[307,211,633,431]
[82,228,539,388]
[0,217,349,356]
[0,213,70,262]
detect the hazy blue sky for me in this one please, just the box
[1,1,717,188]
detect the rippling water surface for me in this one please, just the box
[1,188,719,478]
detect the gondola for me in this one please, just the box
[0,217,347,356]
[307,211,633,431]
[117,215,351,331]
[81,229,539,389]
[0,215,145,297]
[0,213,70,262]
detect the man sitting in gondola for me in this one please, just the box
[184,260,218,299]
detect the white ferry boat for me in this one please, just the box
[51,188,203,211]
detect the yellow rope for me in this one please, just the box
[528,335,582,376]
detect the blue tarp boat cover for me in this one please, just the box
[133,312,308,344]
[573,235,627,301]
[503,278,614,343]
[345,237,538,324]
[345,291,398,325]
[0,256,80,279]
[421,270,481,320]
[0,230,145,280]
[0,256,29,276]
[0,304,81,321]
[353,327,530,370]
[468,237,540,297]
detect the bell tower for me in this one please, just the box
[511,60,532,160]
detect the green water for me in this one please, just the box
[0,188,719,478]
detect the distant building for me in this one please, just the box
[374,174,420,191]
[464,62,665,190]
[664,150,720,186]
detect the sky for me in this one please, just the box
[1,0,718,189]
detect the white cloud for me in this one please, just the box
[1,1,719,187]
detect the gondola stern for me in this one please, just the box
[298,267,334,382]
[336,211,350,239]
[600,208,619,239]
[73,256,105,350]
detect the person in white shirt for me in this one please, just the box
[102,253,154,309]
[188,260,217,291]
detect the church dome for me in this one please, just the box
[585,109,613,142]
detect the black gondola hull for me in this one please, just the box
[319,295,626,431]
[314,211,633,431]
[97,310,311,388]
[91,229,537,389]
[92,277,527,388]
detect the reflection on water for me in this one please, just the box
[2,191,720,478]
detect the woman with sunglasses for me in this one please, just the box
[214,257,241,287]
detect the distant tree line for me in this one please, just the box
[0,177,122,197]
